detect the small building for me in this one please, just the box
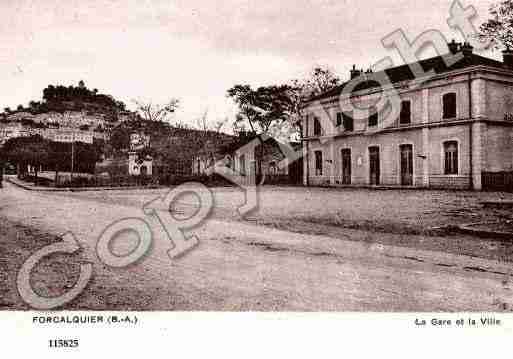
[193,133,302,185]
[128,152,153,176]
[0,123,30,144]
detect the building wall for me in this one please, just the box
[302,67,513,190]
[308,129,425,187]
[427,79,470,122]
[486,79,513,121]
[427,125,471,189]
[485,124,513,172]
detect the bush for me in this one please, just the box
[56,174,159,188]
[19,174,53,187]
[158,173,232,187]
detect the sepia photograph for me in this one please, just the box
[1,0,513,356]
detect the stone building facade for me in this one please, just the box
[301,43,513,190]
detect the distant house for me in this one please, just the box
[193,132,303,185]
[0,123,30,145]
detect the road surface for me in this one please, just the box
[1,179,512,311]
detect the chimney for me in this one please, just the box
[461,42,474,57]
[350,64,361,79]
[503,48,513,69]
[448,39,460,54]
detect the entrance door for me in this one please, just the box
[369,146,380,185]
[400,144,413,186]
[341,149,351,184]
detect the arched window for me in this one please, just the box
[442,93,457,119]
[444,141,458,175]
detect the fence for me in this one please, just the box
[482,172,513,192]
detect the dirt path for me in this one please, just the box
[1,181,513,311]
[48,184,513,263]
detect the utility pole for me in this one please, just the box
[70,132,75,181]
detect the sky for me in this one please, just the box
[0,0,498,129]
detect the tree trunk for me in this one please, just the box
[246,119,265,184]
[34,165,38,186]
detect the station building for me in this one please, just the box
[301,42,513,190]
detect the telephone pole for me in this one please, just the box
[70,132,75,181]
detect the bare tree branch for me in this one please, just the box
[132,98,180,124]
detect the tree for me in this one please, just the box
[301,66,341,97]
[227,84,295,135]
[195,107,210,133]
[28,101,39,111]
[227,84,296,175]
[109,125,131,151]
[47,141,68,183]
[479,0,513,50]
[195,108,228,136]
[2,135,51,184]
[41,82,126,114]
[74,141,102,173]
[282,66,341,138]
[132,98,180,123]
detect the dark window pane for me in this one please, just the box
[400,100,411,124]
[343,112,354,131]
[315,151,323,175]
[442,93,457,119]
[314,118,322,136]
[368,107,378,127]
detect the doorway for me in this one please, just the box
[369,146,380,185]
[341,149,351,185]
[400,144,413,186]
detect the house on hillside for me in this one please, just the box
[0,122,30,145]
[301,41,513,191]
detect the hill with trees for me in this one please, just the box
[2,80,127,123]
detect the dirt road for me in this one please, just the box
[1,180,513,311]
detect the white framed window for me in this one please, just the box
[443,140,459,175]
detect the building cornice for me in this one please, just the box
[302,64,513,110]
[301,117,513,141]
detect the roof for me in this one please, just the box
[306,52,506,103]
[221,133,301,158]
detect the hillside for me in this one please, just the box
[1,81,131,130]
